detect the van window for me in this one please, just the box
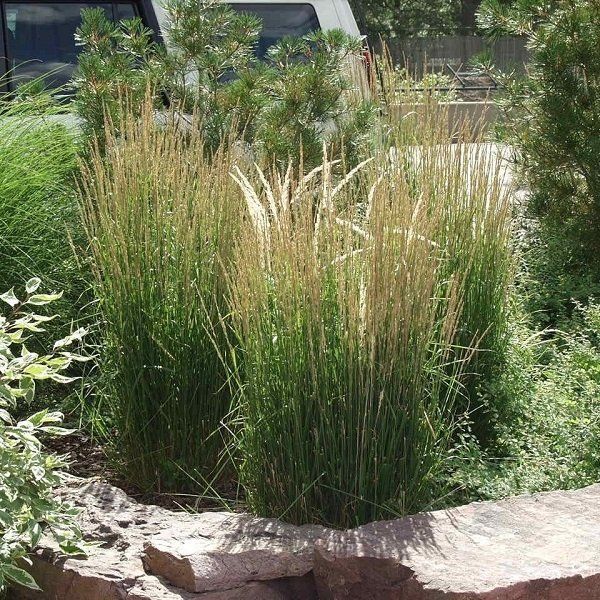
[229,3,320,58]
[115,2,136,20]
[2,2,138,89]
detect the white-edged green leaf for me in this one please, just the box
[16,419,34,431]
[23,364,51,379]
[30,522,43,547]
[53,328,87,350]
[58,540,87,556]
[25,278,42,294]
[27,409,48,427]
[49,374,78,384]
[13,322,45,333]
[21,377,35,403]
[60,352,93,363]
[30,410,63,426]
[1,564,41,590]
[40,426,75,436]
[31,465,46,481]
[0,288,19,308]
[5,427,41,449]
[0,384,17,406]
[32,314,57,323]
[26,292,63,306]
[0,508,11,526]
[7,329,24,343]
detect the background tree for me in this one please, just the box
[350,0,483,39]
[74,1,375,168]
[459,0,483,32]
[478,0,600,321]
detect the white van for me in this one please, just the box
[0,0,361,90]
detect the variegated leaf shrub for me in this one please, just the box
[0,279,87,593]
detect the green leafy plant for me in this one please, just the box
[516,213,600,329]
[0,280,86,594]
[350,0,462,38]
[448,302,600,503]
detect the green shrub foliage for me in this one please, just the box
[349,0,461,38]
[74,8,163,153]
[0,281,86,593]
[479,0,600,319]
[449,302,600,501]
[74,0,375,167]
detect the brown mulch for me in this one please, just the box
[43,431,244,513]
[43,431,113,480]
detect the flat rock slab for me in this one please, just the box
[143,513,325,593]
[314,484,600,599]
[13,479,600,599]
[13,479,318,600]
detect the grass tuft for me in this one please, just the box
[0,88,81,307]
[80,102,241,492]
[228,123,513,526]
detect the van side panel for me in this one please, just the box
[150,0,168,39]
[139,0,163,41]
[330,0,361,36]
[223,0,360,35]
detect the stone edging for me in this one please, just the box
[12,480,600,599]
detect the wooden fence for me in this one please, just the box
[375,36,529,74]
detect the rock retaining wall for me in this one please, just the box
[12,481,600,599]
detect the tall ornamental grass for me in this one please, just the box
[372,51,515,439]
[229,126,513,527]
[0,90,81,309]
[81,105,240,492]
[405,141,513,438]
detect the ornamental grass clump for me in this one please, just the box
[80,104,240,492]
[408,141,514,441]
[373,56,515,440]
[0,87,81,321]
[228,133,512,527]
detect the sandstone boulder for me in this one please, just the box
[143,513,325,593]
[12,479,318,600]
[314,484,600,599]
[13,478,600,600]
